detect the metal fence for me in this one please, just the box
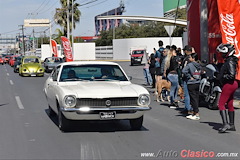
[95,46,113,60]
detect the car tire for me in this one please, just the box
[130,115,143,130]
[58,107,70,132]
[48,105,55,117]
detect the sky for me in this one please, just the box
[0,0,163,38]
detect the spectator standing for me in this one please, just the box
[160,48,169,79]
[179,45,194,114]
[154,40,165,88]
[149,53,156,88]
[142,51,152,86]
[165,48,179,108]
[216,43,238,133]
[182,53,202,120]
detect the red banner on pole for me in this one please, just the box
[217,0,240,56]
[51,39,58,57]
[217,0,240,80]
[61,36,73,62]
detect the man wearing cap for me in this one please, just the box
[179,45,194,114]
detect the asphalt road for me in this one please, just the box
[0,62,239,160]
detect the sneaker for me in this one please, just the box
[186,114,194,119]
[189,115,200,120]
[170,106,177,109]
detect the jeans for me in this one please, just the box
[143,68,152,85]
[183,81,192,111]
[167,74,179,103]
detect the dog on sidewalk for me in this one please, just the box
[155,79,184,102]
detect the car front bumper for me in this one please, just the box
[60,106,151,120]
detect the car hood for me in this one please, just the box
[58,81,148,98]
[23,63,42,71]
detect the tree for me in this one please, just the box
[95,8,187,46]
[52,28,64,44]
[54,0,81,37]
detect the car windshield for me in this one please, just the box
[59,64,128,82]
[132,50,144,55]
[24,58,39,63]
[47,57,63,64]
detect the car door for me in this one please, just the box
[46,66,60,112]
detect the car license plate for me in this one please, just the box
[100,111,116,119]
[31,74,36,77]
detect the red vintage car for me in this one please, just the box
[0,56,4,65]
[9,55,19,67]
[4,54,12,64]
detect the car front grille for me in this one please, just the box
[76,97,138,108]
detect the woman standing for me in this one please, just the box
[149,53,156,88]
[182,53,201,120]
[216,43,238,133]
[165,48,179,108]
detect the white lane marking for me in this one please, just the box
[10,80,14,85]
[7,73,9,76]
[15,96,24,109]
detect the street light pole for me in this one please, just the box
[71,0,74,55]
[67,0,70,39]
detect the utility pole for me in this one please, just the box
[71,0,74,55]
[19,25,25,55]
[67,0,70,39]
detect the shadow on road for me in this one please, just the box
[200,121,224,131]
[0,103,9,107]
[44,109,149,133]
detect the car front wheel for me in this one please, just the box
[58,107,70,132]
[130,115,143,130]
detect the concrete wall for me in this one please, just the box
[113,37,183,60]
[73,43,95,60]
[41,43,95,61]
[41,44,52,61]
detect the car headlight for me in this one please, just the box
[64,95,76,108]
[137,94,150,106]
[38,68,43,72]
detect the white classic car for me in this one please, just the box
[44,61,151,131]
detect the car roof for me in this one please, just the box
[45,57,62,59]
[23,56,39,59]
[60,61,119,66]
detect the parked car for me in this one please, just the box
[43,57,63,73]
[13,56,23,73]
[19,56,44,77]
[44,61,151,132]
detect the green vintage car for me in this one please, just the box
[19,56,44,77]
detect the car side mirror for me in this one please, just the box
[128,76,132,80]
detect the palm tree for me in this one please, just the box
[54,0,81,37]
[52,28,64,44]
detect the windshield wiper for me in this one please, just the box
[62,78,84,81]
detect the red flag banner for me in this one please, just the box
[217,0,240,80]
[61,36,73,62]
[217,0,240,56]
[51,39,58,57]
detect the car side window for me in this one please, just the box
[52,66,60,81]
